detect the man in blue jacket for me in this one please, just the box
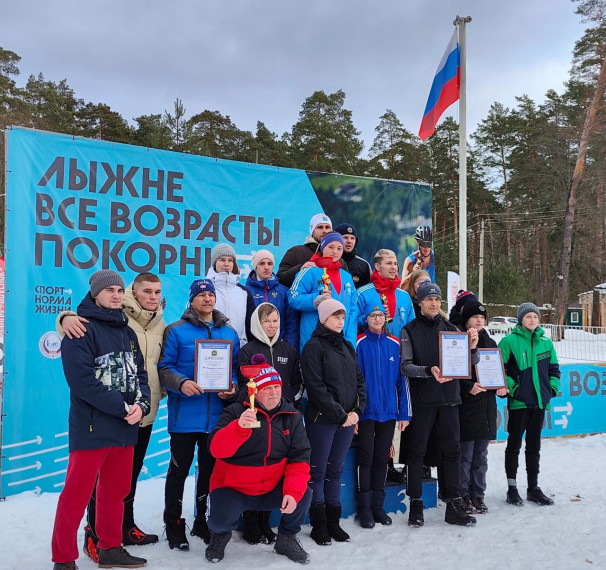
[51,269,151,570]
[159,278,239,551]
[245,249,299,349]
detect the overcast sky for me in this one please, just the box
[2,0,586,152]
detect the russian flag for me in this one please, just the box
[418,30,460,141]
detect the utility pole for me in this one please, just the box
[478,218,485,302]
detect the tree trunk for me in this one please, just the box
[554,50,606,326]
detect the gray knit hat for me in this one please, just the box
[416,281,442,303]
[517,302,540,322]
[89,269,125,298]
[211,243,239,273]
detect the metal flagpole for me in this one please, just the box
[454,15,471,290]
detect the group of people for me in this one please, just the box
[50,213,561,569]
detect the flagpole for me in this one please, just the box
[454,15,471,290]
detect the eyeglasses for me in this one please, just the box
[368,313,386,319]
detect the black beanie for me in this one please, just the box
[334,223,357,240]
[459,299,488,326]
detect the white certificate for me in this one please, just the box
[194,340,233,392]
[439,331,471,379]
[475,348,507,389]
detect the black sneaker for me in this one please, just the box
[527,487,554,506]
[191,516,211,545]
[274,534,310,564]
[205,532,232,563]
[461,496,474,515]
[408,498,424,527]
[122,525,159,546]
[83,525,99,562]
[53,563,78,570]
[445,497,477,526]
[165,518,189,551]
[471,497,489,514]
[97,546,146,568]
[506,486,524,506]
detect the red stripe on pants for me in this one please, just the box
[51,446,133,563]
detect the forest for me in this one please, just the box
[0,1,604,318]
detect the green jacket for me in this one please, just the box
[498,324,561,410]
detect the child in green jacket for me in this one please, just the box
[498,302,561,506]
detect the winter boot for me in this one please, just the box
[242,510,265,544]
[527,487,554,506]
[308,503,331,546]
[461,496,474,515]
[445,497,477,526]
[191,516,211,544]
[83,525,99,562]
[205,532,232,563]
[408,498,424,527]
[506,486,524,506]
[386,458,406,484]
[274,533,310,564]
[165,518,189,551]
[471,497,488,514]
[325,503,350,542]
[257,510,277,544]
[371,490,392,526]
[53,563,78,570]
[356,491,375,529]
[97,546,146,568]
[122,524,159,546]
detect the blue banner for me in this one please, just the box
[1,128,435,497]
[495,363,606,440]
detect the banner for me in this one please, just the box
[447,270,459,314]
[494,364,606,440]
[1,128,433,496]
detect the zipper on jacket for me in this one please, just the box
[89,408,94,432]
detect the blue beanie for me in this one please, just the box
[320,232,345,251]
[189,278,215,303]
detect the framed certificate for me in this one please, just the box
[475,348,507,389]
[438,331,471,379]
[194,339,233,392]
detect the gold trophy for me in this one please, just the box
[239,364,262,428]
[321,268,331,293]
[380,293,393,324]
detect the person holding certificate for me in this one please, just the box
[400,282,479,528]
[457,298,508,515]
[158,278,239,552]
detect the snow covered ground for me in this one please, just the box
[1,434,605,570]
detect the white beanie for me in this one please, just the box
[309,213,332,235]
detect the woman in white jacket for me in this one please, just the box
[206,243,255,346]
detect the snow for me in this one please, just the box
[1,434,605,570]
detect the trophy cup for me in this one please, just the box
[239,364,262,428]
[380,293,393,324]
[315,257,333,293]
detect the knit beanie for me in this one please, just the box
[309,213,332,235]
[454,290,478,314]
[360,298,386,319]
[320,232,345,251]
[251,354,282,389]
[251,249,275,271]
[89,269,125,299]
[416,281,442,303]
[460,299,488,325]
[211,243,237,269]
[517,302,540,322]
[189,278,216,303]
[317,298,346,324]
[334,222,357,240]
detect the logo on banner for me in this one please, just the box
[39,331,62,359]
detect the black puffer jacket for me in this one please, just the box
[458,328,498,441]
[341,249,371,289]
[300,322,366,425]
